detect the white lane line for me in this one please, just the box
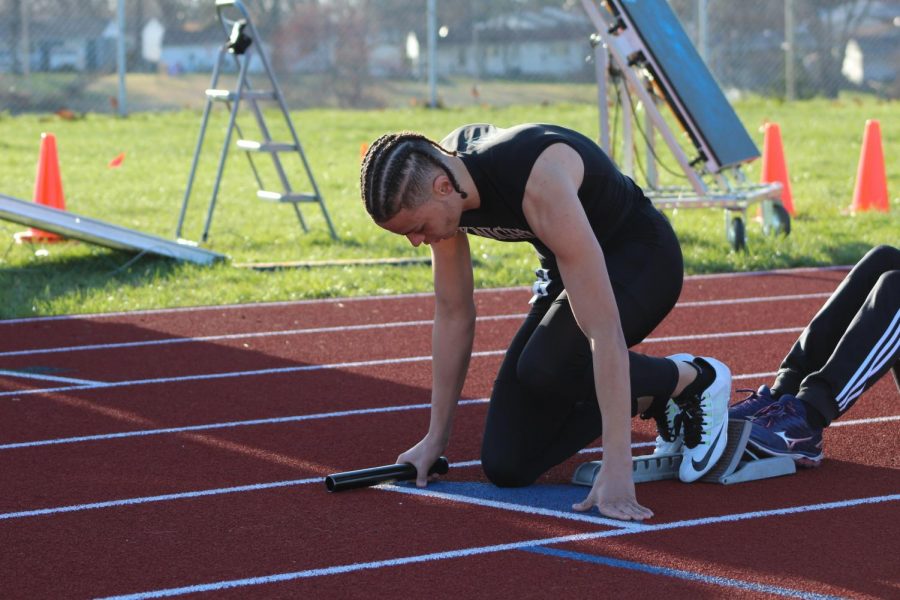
[0,316,496,358]
[0,352,459,398]
[676,292,828,307]
[0,398,491,450]
[0,287,524,325]
[95,493,897,600]
[0,369,103,385]
[0,293,825,358]
[0,442,644,521]
[0,478,321,521]
[0,324,807,398]
[6,397,895,454]
[829,415,900,428]
[378,483,648,530]
[644,327,803,344]
[1,264,848,326]
[1,412,894,523]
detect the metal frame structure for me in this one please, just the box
[581,0,790,250]
[1,194,225,265]
[176,0,337,243]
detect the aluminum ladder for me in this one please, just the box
[176,0,337,243]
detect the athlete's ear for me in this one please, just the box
[433,173,453,197]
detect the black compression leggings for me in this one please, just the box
[481,202,685,487]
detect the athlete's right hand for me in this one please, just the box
[397,435,447,487]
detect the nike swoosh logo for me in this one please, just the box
[691,427,724,471]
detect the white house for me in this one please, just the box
[438,7,593,79]
[160,23,271,75]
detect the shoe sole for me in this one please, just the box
[679,357,731,482]
[745,438,824,468]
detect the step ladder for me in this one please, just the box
[176,0,337,243]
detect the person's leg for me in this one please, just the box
[893,362,900,395]
[480,203,685,486]
[748,268,900,465]
[772,245,900,398]
[799,269,900,425]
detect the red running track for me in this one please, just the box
[0,267,898,599]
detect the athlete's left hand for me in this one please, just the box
[572,462,653,521]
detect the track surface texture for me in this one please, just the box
[2,267,898,599]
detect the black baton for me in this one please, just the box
[325,456,450,492]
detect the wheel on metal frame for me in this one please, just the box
[727,215,747,252]
[764,202,792,237]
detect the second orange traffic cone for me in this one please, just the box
[850,120,889,213]
[760,122,795,215]
[14,132,68,244]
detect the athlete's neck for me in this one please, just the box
[446,155,480,211]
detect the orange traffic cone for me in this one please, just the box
[360,142,369,162]
[14,133,67,243]
[760,122,795,215]
[850,120,889,213]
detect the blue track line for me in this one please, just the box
[523,547,845,599]
[89,494,898,599]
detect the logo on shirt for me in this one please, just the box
[458,226,535,241]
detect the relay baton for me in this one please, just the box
[325,456,450,492]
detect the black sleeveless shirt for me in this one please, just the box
[440,123,649,266]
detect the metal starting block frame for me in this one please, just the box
[572,419,796,486]
[579,0,791,251]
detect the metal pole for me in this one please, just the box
[785,0,796,100]
[696,0,709,62]
[116,0,127,116]
[20,1,31,80]
[594,40,610,153]
[427,0,437,108]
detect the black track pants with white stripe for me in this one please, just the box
[772,245,900,425]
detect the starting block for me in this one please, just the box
[572,419,796,486]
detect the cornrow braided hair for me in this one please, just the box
[360,131,468,223]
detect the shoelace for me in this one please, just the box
[676,397,706,448]
[752,399,796,428]
[655,409,683,442]
[645,402,683,443]
[735,388,761,401]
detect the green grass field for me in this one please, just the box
[0,94,897,319]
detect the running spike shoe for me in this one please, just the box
[675,357,731,482]
[746,395,824,467]
[729,385,777,421]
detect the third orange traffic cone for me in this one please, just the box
[760,122,795,215]
[850,120,889,213]
[14,132,67,243]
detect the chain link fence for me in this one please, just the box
[1,0,897,115]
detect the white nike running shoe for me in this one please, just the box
[675,356,731,483]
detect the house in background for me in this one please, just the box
[840,0,900,96]
[160,23,271,75]
[0,17,118,73]
[438,7,594,79]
